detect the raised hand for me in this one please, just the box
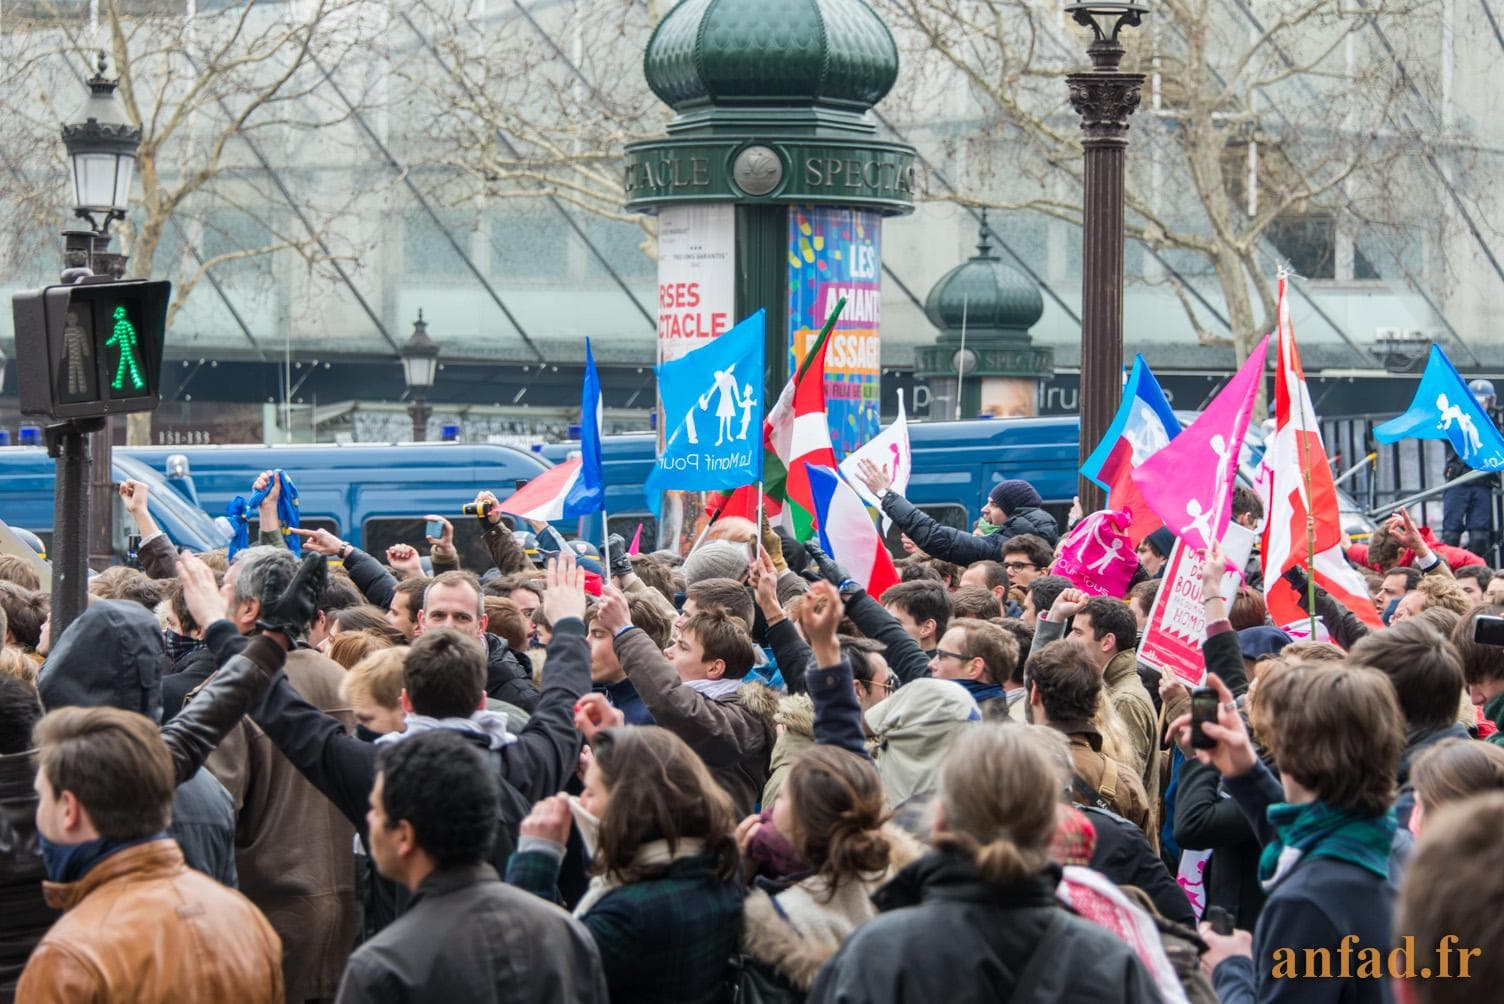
[541,549,587,625]
[1167,672,1257,778]
[1049,587,1087,622]
[386,543,422,577]
[1200,541,1230,601]
[256,552,329,646]
[855,457,894,496]
[803,580,845,667]
[596,584,631,635]
[119,479,150,518]
[748,551,783,621]
[573,692,625,742]
[177,551,228,632]
[288,526,344,557]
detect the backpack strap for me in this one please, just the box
[1096,753,1119,801]
[1007,910,1071,1004]
[1070,772,1114,815]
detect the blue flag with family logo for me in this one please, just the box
[645,311,766,516]
[1374,344,1504,471]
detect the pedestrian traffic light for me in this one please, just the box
[12,279,170,420]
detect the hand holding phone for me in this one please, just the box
[425,519,445,541]
[1204,905,1234,936]
[1190,686,1220,750]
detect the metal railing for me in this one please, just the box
[1320,413,1501,564]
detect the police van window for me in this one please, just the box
[918,505,968,530]
[362,517,493,572]
[608,515,657,550]
[882,504,968,553]
[249,517,340,545]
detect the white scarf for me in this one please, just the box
[374,709,518,749]
[685,678,741,702]
[573,837,706,918]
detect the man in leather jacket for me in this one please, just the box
[0,552,322,1002]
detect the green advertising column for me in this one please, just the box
[627,0,915,478]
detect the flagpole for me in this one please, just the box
[755,481,765,562]
[601,507,611,580]
[1282,271,1320,639]
[955,296,969,422]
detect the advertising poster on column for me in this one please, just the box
[656,204,736,363]
[787,206,882,458]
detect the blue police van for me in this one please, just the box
[123,442,552,568]
[0,448,224,553]
[539,417,1085,547]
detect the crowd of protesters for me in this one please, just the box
[0,464,1502,1004]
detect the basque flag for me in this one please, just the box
[1080,355,1181,544]
[807,465,900,599]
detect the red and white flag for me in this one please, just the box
[1259,277,1382,630]
[771,335,837,541]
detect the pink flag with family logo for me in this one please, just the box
[1131,336,1270,553]
[1050,508,1138,597]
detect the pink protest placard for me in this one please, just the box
[1137,525,1254,685]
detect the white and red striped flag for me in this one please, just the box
[1260,276,1382,631]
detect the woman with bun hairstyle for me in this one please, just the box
[738,745,924,990]
[808,723,1159,1004]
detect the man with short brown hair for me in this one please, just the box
[1026,639,1153,842]
[18,706,282,1003]
[1188,665,1404,1004]
[927,617,1017,716]
[419,570,538,711]
[1349,620,1470,828]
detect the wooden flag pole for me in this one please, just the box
[1282,269,1320,640]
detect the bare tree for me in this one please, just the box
[0,0,386,440]
[878,0,1459,362]
[391,0,665,258]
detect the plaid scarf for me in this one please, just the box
[1258,800,1396,891]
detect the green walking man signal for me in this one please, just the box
[107,305,147,392]
[11,278,171,420]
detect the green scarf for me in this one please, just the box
[977,518,1000,536]
[1258,800,1395,891]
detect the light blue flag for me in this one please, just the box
[645,311,766,516]
[1374,344,1504,471]
[563,338,605,517]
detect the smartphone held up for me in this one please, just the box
[1190,687,1220,750]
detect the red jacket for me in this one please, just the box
[1347,526,1483,572]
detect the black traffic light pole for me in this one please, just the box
[45,417,103,644]
[17,258,170,644]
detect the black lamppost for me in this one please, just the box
[1066,1,1146,512]
[400,310,439,442]
[61,51,141,580]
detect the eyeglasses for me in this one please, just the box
[933,648,970,663]
[1003,561,1036,571]
[870,677,896,694]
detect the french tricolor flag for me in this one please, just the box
[501,339,604,523]
[807,465,899,600]
[1080,355,1182,545]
